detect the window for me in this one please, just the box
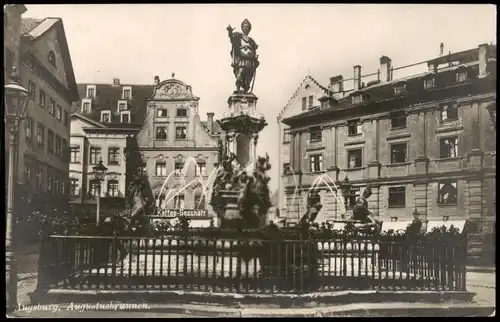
[47,173,53,192]
[157,109,168,117]
[393,83,406,95]
[82,101,91,113]
[36,124,45,147]
[70,178,79,197]
[283,129,291,143]
[118,102,127,111]
[308,95,314,109]
[309,126,322,141]
[390,111,407,129]
[63,111,69,126]
[107,180,119,197]
[439,136,458,158]
[390,143,408,164]
[175,126,187,140]
[101,111,111,123]
[174,162,184,175]
[25,117,34,142]
[55,136,62,158]
[70,146,80,163]
[108,147,120,165]
[87,88,95,98]
[351,94,363,104]
[176,108,187,117]
[155,125,168,140]
[48,51,56,67]
[89,147,102,165]
[123,89,131,100]
[62,140,68,162]
[155,162,167,176]
[424,77,435,89]
[61,178,66,195]
[347,119,362,136]
[36,170,43,191]
[456,70,468,83]
[438,181,458,206]
[48,98,55,115]
[195,162,207,176]
[309,154,323,172]
[157,195,166,209]
[28,81,36,101]
[307,190,321,207]
[47,130,54,154]
[173,195,185,209]
[194,194,206,210]
[346,188,361,210]
[302,97,307,111]
[54,177,60,195]
[388,186,406,207]
[38,90,46,108]
[440,103,458,122]
[347,149,363,168]
[24,163,31,182]
[56,105,62,121]
[89,179,100,197]
[121,112,130,123]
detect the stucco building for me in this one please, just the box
[70,76,221,226]
[9,15,79,237]
[280,43,496,264]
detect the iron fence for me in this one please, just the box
[36,233,468,294]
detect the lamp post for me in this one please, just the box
[5,67,30,311]
[92,159,108,226]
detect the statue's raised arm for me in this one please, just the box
[226,19,260,94]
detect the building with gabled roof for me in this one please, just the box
[13,14,80,236]
[280,43,496,265]
[69,76,222,224]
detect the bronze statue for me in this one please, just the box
[227,19,260,94]
[352,188,383,234]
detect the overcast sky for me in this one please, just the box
[25,4,496,193]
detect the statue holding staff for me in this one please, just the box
[226,19,260,94]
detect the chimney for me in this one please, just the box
[379,56,392,82]
[329,75,343,93]
[206,112,215,133]
[439,43,444,57]
[154,76,160,86]
[353,65,361,91]
[113,78,120,86]
[478,43,489,78]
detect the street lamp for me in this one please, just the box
[5,67,30,311]
[92,159,108,226]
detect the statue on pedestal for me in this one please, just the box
[227,19,260,94]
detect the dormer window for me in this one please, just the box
[81,98,92,113]
[393,82,407,95]
[117,100,127,112]
[101,110,111,123]
[351,94,363,104]
[455,66,468,83]
[176,108,187,117]
[86,85,96,99]
[48,51,56,67]
[121,111,131,123]
[122,86,132,100]
[423,75,435,89]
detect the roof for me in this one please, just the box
[277,75,330,121]
[21,17,79,102]
[73,84,155,126]
[201,120,222,135]
[283,45,497,125]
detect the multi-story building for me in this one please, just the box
[280,43,496,264]
[136,75,221,227]
[13,16,79,227]
[70,75,221,226]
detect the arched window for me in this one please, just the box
[48,51,56,67]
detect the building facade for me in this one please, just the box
[135,76,221,227]
[69,80,153,216]
[14,17,79,224]
[281,44,496,264]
